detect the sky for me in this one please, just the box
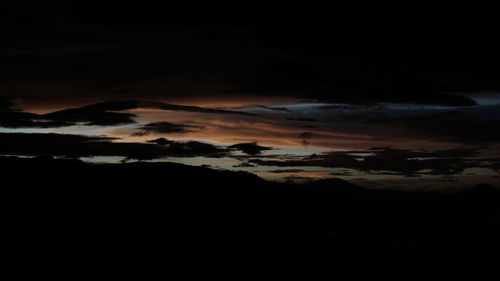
[2,2,500,190]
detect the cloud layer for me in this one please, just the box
[0,133,226,160]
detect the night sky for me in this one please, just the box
[2,2,500,190]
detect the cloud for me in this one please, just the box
[0,98,137,128]
[146,138,174,145]
[283,175,314,182]
[267,169,306,173]
[3,6,500,111]
[228,142,272,155]
[299,131,315,147]
[132,122,203,136]
[330,170,355,176]
[249,147,494,177]
[44,101,257,126]
[0,111,48,128]
[43,106,136,126]
[0,99,260,129]
[256,105,291,112]
[0,96,59,128]
[285,117,319,122]
[232,162,257,168]
[340,111,500,144]
[233,58,479,107]
[0,96,17,111]
[0,133,227,160]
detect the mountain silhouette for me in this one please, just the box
[470,183,497,193]
[0,156,499,275]
[303,177,365,194]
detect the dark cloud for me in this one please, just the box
[145,137,226,157]
[267,169,306,174]
[316,104,361,111]
[299,132,315,147]
[366,147,484,161]
[250,147,491,177]
[232,162,257,168]
[481,158,500,171]
[285,117,319,122]
[341,111,500,144]
[255,105,291,112]
[0,111,48,128]
[330,170,355,176]
[0,133,226,160]
[229,142,272,155]
[0,96,56,128]
[146,138,174,145]
[0,99,259,129]
[3,4,498,108]
[43,106,136,126]
[133,122,203,136]
[135,101,257,116]
[283,175,313,182]
[0,96,17,111]
[44,101,257,127]
[233,58,479,107]
[0,98,137,128]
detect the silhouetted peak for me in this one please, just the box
[469,183,497,194]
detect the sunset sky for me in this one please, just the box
[2,2,500,190]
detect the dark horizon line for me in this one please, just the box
[1,154,496,194]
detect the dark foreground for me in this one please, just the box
[0,156,499,276]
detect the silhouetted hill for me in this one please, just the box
[0,156,499,276]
